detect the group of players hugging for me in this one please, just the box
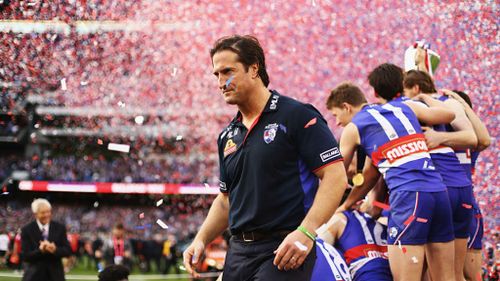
[312,43,492,281]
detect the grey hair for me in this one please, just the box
[31,198,52,213]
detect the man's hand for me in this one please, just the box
[45,242,57,254]
[441,89,467,106]
[422,126,443,149]
[183,240,205,278]
[39,241,48,253]
[415,47,426,65]
[273,229,314,271]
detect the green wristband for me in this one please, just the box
[297,226,316,242]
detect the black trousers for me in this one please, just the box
[222,237,316,281]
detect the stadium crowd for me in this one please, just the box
[0,195,216,273]
[0,0,497,279]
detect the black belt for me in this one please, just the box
[232,230,291,242]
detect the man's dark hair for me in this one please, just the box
[210,35,270,87]
[98,265,129,281]
[114,223,124,230]
[326,82,367,109]
[403,70,437,94]
[452,90,472,108]
[368,63,404,101]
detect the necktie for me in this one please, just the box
[42,226,48,241]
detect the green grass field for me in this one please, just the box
[0,258,219,281]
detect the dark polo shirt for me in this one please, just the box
[218,90,343,234]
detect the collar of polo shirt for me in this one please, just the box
[232,90,281,123]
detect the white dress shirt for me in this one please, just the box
[36,220,50,240]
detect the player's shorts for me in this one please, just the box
[353,259,393,281]
[311,239,351,281]
[387,190,454,245]
[447,185,474,238]
[467,202,483,250]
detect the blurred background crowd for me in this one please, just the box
[0,0,497,278]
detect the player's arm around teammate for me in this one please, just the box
[336,95,455,211]
[441,89,491,151]
[404,72,478,150]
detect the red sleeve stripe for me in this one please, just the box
[312,158,344,173]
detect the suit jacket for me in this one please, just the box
[21,220,72,281]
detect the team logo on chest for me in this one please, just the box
[263,123,279,144]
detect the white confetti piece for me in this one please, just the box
[156,219,168,229]
[156,199,163,207]
[61,78,67,91]
[107,143,130,153]
[294,241,308,252]
[411,256,418,263]
[135,115,144,125]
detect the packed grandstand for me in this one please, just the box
[0,0,498,279]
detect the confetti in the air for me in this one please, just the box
[139,212,144,219]
[156,198,163,207]
[156,219,168,229]
[108,143,130,153]
[412,256,418,263]
[294,241,308,251]
[134,115,144,125]
[60,78,67,91]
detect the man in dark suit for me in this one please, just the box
[21,198,72,281]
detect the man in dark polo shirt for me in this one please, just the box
[183,35,347,281]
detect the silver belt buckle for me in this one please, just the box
[242,232,255,242]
